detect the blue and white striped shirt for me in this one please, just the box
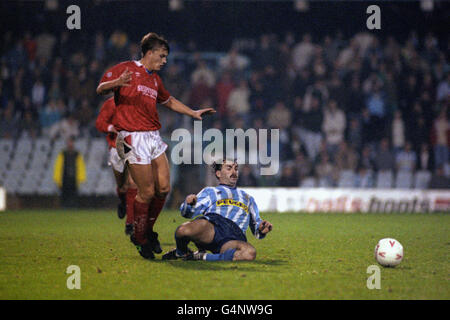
[180,184,266,239]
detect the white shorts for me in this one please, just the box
[108,147,125,173]
[116,130,168,165]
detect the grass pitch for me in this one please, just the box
[0,209,448,300]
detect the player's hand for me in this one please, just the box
[186,194,197,206]
[192,108,216,120]
[107,124,119,134]
[116,68,133,87]
[259,220,273,234]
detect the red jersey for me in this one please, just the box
[96,97,117,149]
[98,60,171,132]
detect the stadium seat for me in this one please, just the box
[337,170,356,188]
[300,177,316,188]
[445,162,450,178]
[74,138,89,157]
[15,137,33,156]
[375,170,393,189]
[4,174,20,194]
[395,170,413,189]
[414,170,432,189]
[318,177,333,188]
[95,169,115,195]
[0,139,14,167]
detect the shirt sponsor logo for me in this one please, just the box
[216,199,248,213]
[137,85,157,100]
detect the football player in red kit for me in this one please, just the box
[97,32,215,259]
[95,97,137,236]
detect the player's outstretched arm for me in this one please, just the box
[96,68,133,95]
[163,97,216,120]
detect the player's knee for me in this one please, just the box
[138,186,155,203]
[175,223,192,238]
[128,179,137,189]
[155,184,170,198]
[242,246,256,261]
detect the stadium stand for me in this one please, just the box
[0,2,448,201]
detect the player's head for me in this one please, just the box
[140,32,170,71]
[212,158,239,187]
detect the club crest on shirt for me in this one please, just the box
[137,84,157,100]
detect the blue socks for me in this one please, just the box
[204,249,237,261]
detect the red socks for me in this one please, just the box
[148,196,166,230]
[125,188,137,225]
[133,200,150,245]
[131,193,166,245]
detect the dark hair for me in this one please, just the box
[140,32,170,56]
[212,158,237,178]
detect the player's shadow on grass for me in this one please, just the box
[151,257,288,272]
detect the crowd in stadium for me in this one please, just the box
[0,28,449,189]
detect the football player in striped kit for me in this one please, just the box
[162,159,273,261]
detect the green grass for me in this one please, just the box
[0,209,449,300]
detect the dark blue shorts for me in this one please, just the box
[196,213,247,254]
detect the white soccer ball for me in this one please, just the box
[374,238,404,267]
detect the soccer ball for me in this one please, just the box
[374,238,404,267]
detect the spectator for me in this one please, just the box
[75,99,95,137]
[191,60,216,88]
[358,145,376,172]
[219,47,249,74]
[436,72,450,103]
[416,143,435,171]
[238,165,258,187]
[347,117,363,151]
[322,99,346,157]
[365,82,387,140]
[429,166,450,189]
[164,64,189,101]
[35,31,56,61]
[40,99,62,136]
[291,33,315,71]
[431,108,449,168]
[335,141,359,172]
[294,96,323,160]
[391,110,406,154]
[50,113,80,140]
[293,150,313,182]
[188,73,215,108]
[355,166,375,188]
[19,110,40,138]
[53,137,86,208]
[226,79,251,122]
[374,138,395,172]
[0,102,20,138]
[31,77,46,108]
[215,71,235,117]
[279,164,299,187]
[395,141,417,172]
[266,101,291,130]
[315,152,335,187]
